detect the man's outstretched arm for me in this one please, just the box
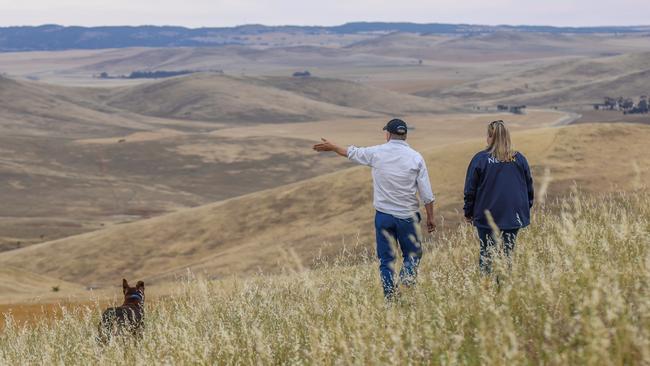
[313,138,348,157]
[314,138,377,167]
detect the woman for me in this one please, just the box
[463,120,534,274]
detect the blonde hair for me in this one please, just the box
[487,120,516,162]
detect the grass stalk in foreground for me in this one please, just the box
[1,192,649,365]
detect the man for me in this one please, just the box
[313,118,436,299]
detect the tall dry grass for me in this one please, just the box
[1,192,649,365]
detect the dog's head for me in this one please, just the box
[122,279,145,306]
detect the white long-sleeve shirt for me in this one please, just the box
[347,140,435,219]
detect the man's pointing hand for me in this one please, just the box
[313,138,335,152]
[313,138,348,157]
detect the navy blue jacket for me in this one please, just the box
[463,150,534,230]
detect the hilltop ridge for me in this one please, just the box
[2,23,649,51]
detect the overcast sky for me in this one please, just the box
[1,0,648,28]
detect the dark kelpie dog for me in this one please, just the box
[98,279,145,343]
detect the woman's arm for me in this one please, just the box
[463,156,480,220]
[523,155,535,208]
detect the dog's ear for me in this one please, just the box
[136,281,145,292]
[122,279,129,292]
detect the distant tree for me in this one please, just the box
[292,70,311,78]
[127,70,195,79]
[620,98,634,110]
[604,97,618,110]
[509,105,527,114]
[637,96,648,113]
[99,72,109,79]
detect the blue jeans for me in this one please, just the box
[476,228,519,274]
[375,211,423,298]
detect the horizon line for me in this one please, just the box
[1,21,649,30]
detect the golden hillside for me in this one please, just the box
[254,76,447,114]
[0,75,129,137]
[0,122,648,288]
[426,52,650,106]
[0,266,82,302]
[346,32,650,62]
[103,73,406,123]
[0,75,215,137]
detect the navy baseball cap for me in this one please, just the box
[383,119,408,135]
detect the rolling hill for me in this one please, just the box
[103,73,445,123]
[417,52,650,106]
[1,71,442,133]
[0,74,219,137]
[504,69,650,107]
[0,266,81,300]
[0,75,135,137]
[103,73,378,123]
[344,32,450,59]
[254,76,447,114]
[1,122,647,289]
[346,32,650,62]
